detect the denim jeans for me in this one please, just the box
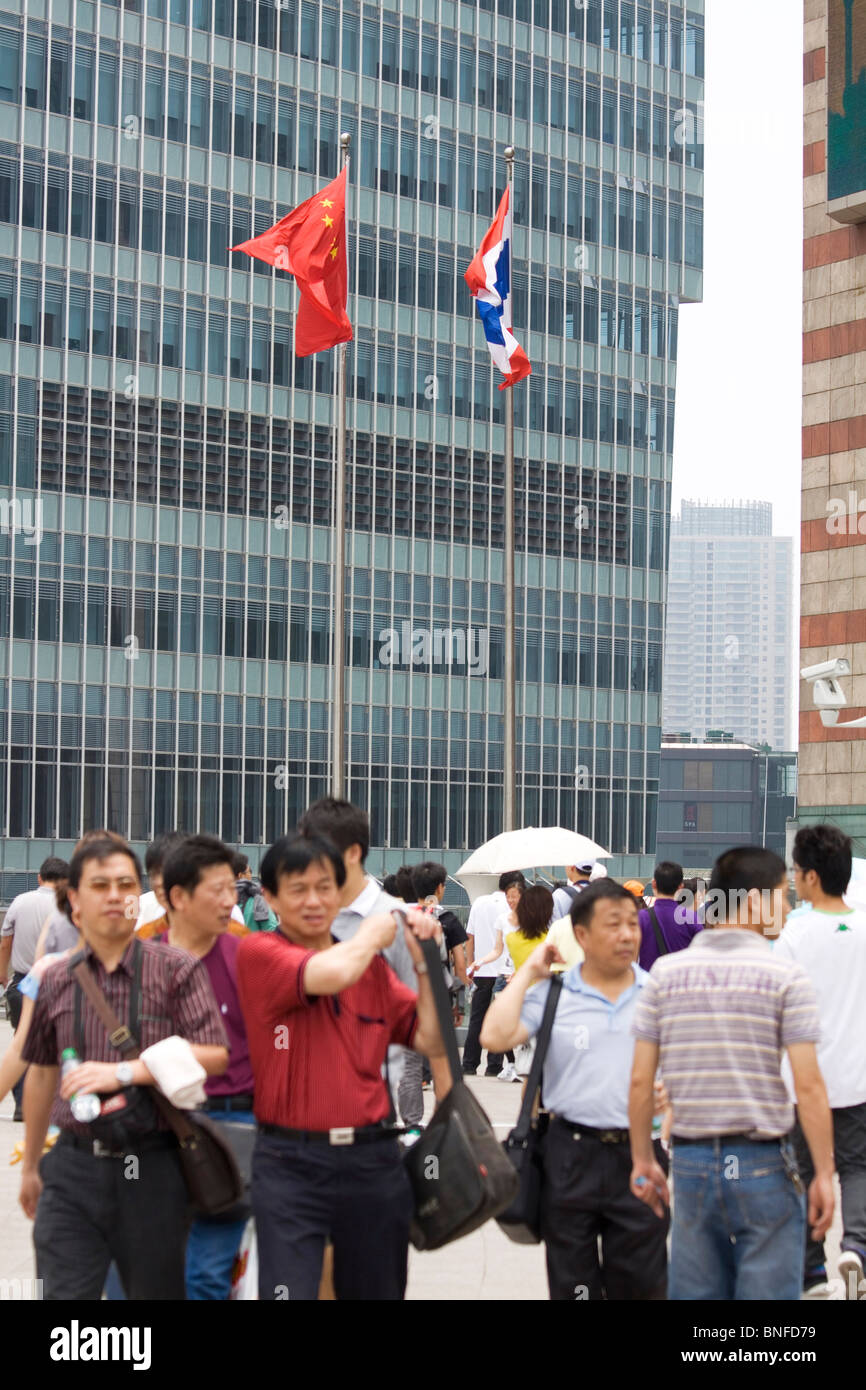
[186,1109,255,1301]
[669,1137,806,1301]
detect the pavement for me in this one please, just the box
[0,1017,845,1301]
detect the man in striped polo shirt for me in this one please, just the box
[628,847,835,1302]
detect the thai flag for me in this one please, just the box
[464,186,532,391]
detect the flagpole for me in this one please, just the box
[503,145,517,833]
[331,131,351,799]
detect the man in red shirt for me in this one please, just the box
[237,832,445,1301]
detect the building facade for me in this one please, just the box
[0,0,704,898]
[657,735,797,871]
[801,0,866,848]
[662,499,794,750]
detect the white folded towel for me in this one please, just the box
[140,1035,208,1110]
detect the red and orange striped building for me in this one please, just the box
[800,0,866,838]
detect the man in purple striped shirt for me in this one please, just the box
[19,835,229,1300]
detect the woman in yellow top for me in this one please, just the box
[506,885,555,971]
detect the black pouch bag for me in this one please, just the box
[497,973,563,1244]
[70,943,159,1149]
[399,930,518,1251]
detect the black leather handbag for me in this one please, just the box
[496,973,563,1244]
[400,932,519,1251]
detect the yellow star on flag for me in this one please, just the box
[329,241,339,260]
[320,199,333,208]
[322,214,334,228]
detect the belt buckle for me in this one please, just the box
[329,1127,355,1146]
[92,1140,121,1159]
[600,1130,620,1144]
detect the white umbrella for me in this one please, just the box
[455,827,610,903]
[846,857,866,911]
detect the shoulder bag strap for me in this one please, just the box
[511,974,563,1143]
[72,957,141,1060]
[392,910,462,1086]
[70,953,195,1146]
[648,905,669,957]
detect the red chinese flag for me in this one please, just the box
[232,167,352,357]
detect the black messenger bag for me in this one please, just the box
[497,973,563,1244]
[399,930,519,1251]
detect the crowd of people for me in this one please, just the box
[0,807,863,1303]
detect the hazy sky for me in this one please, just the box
[672,0,803,545]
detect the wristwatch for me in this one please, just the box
[115,1062,134,1087]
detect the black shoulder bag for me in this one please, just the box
[400,930,519,1251]
[648,905,669,958]
[496,973,563,1245]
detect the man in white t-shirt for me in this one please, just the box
[462,872,525,1076]
[776,824,866,1300]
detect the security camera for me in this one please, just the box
[800,656,866,730]
[800,658,851,681]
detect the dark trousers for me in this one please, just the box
[541,1120,669,1301]
[793,1100,866,1276]
[462,976,504,1074]
[252,1130,413,1301]
[34,1135,190,1299]
[7,971,26,1109]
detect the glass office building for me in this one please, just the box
[0,0,704,896]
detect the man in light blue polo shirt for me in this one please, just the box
[482,879,668,1301]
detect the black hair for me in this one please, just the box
[706,847,788,924]
[39,856,69,882]
[498,870,527,893]
[232,851,250,876]
[65,836,142,921]
[570,879,636,928]
[516,885,554,940]
[680,876,707,900]
[653,861,684,896]
[298,798,370,862]
[145,830,188,876]
[394,866,417,902]
[162,834,236,906]
[793,824,852,898]
[260,833,346,895]
[382,874,400,897]
[413,861,447,899]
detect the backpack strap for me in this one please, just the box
[647,905,669,957]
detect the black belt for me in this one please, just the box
[204,1093,255,1112]
[554,1118,630,1144]
[259,1122,401,1147]
[58,1130,179,1159]
[672,1133,782,1146]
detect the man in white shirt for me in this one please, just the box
[776,823,866,1299]
[462,871,525,1076]
[0,857,69,1119]
[550,862,595,920]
